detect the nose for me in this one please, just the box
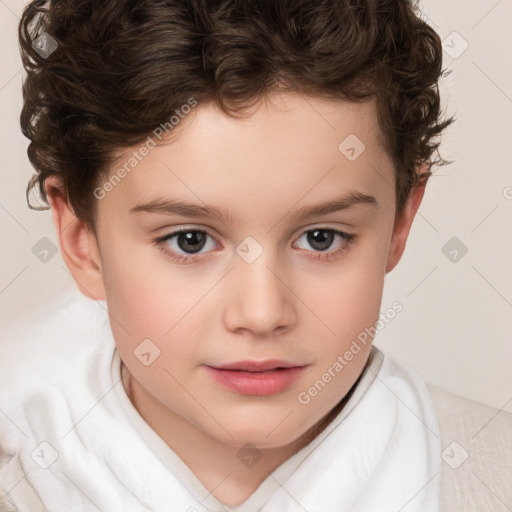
[222,247,297,337]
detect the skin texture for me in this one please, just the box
[45,92,425,506]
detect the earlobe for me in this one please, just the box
[385,167,427,274]
[44,176,106,300]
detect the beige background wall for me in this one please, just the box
[1,0,511,411]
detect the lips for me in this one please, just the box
[209,359,303,372]
[204,360,308,396]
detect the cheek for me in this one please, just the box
[310,272,384,358]
[100,242,217,371]
[102,257,205,403]
[103,264,198,343]
[305,239,388,337]
[99,233,195,328]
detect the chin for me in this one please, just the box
[204,417,307,450]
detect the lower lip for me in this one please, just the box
[204,366,307,396]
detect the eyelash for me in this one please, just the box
[153,227,356,264]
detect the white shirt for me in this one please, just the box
[0,286,510,511]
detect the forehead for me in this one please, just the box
[100,92,395,223]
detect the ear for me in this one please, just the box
[44,175,106,300]
[385,165,427,273]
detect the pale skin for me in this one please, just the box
[45,92,425,506]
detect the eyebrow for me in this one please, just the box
[129,190,377,224]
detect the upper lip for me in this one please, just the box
[208,360,305,372]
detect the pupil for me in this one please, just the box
[178,231,206,253]
[308,230,333,251]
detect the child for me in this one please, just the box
[1,0,510,511]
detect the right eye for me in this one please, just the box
[154,228,220,263]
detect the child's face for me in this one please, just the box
[87,92,418,448]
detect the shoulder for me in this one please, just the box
[0,288,115,510]
[0,286,111,393]
[426,383,512,512]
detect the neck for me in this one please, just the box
[120,362,349,507]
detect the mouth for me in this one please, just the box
[209,359,303,372]
[204,360,308,396]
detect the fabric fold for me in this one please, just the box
[0,287,441,511]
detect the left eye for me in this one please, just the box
[293,228,352,252]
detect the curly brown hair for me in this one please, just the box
[19,0,454,233]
